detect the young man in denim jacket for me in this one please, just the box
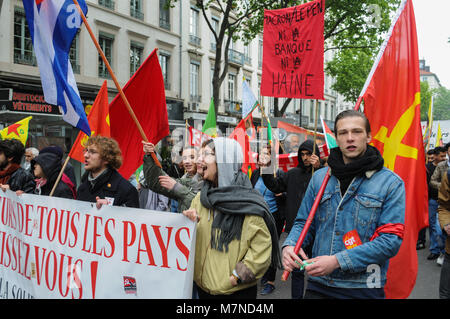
[282,110,405,299]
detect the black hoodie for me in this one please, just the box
[261,139,320,232]
[31,153,75,199]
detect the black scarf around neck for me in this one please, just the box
[327,145,384,195]
[200,171,282,269]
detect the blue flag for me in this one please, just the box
[22,0,91,136]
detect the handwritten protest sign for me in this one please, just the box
[0,191,196,299]
[261,0,325,99]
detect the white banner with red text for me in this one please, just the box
[0,190,196,299]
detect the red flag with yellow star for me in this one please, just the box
[69,80,110,163]
[0,116,32,146]
[357,0,427,298]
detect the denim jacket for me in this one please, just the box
[284,166,405,289]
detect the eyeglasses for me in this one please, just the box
[83,148,99,155]
[201,151,215,158]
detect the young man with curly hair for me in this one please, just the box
[77,136,139,208]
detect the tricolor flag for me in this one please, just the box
[69,80,110,163]
[320,116,338,150]
[356,0,428,298]
[242,79,259,119]
[0,116,32,146]
[22,0,90,136]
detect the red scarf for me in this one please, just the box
[0,163,21,185]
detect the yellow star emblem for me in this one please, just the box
[370,92,420,171]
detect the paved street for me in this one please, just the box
[257,232,442,299]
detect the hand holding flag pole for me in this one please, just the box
[71,0,161,168]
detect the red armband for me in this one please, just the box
[370,223,405,241]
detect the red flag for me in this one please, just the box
[358,0,428,299]
[228,118,257,175]
[109,49,170,179]
[261,0,325,99]
[69,80,110,163]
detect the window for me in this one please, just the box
[99,0,115,10]
[159,0,170,30]
[69,32,80,74]
[244,44,251,64]
[130,41,143,77]
[258,38,263,68]
[130,0,144,20]
[14,7,35,66]
[228,73,236,101]
[159,52,170,90]
[98,33,114,78]
[190,61,200,101]
[210,16,219,51]
[189,7,200,46]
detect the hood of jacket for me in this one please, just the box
[31,152,62,184]
[297,139,320,169]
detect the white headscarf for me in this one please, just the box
[212,137,243,188]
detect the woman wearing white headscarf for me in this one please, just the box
[183,137,281,299]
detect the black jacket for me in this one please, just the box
[77,168,139,208]
[261,140,320,232]
[32,153,75,199]
[7,167,35,193]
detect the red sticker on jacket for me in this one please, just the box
[343,230,362,249]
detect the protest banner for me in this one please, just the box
[261,0,325,99]
[0,191,196,299]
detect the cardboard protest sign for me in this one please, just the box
[0,191,196,299]
[261,0,325,99]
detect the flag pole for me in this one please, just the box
[312,99,319,174]
[71,0,161,168]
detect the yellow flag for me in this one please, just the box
[435,123,443,147]
[0,116,32,146]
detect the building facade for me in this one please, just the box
[0,0,347,180]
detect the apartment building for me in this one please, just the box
[0,0,345,156]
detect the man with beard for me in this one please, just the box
[0,139,35,193]
[282,110,405,299]
[261,139,320,298]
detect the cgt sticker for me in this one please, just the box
[343,230,362,249]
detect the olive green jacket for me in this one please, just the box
[189,193,272,295]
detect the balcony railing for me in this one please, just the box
[159,18,171,30]
[99,0,115,10]
[130,8,144,20]
[224,99,242,115]
[189,34,201,46]
[14,52,37,66]
[190,94,201,103]
[228,49,244,66]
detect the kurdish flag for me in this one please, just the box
[0,116,32,146]
[202,98,217,137]
[320,116,337,149]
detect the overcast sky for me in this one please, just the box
[412,0,450,89]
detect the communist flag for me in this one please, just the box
[69,80,110,163]
[358,0,428,299]
[0,116,32,146]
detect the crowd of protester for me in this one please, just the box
[0,110,449,299]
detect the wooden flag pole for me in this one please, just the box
[71,0,161,168]
[49,155,71,197]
